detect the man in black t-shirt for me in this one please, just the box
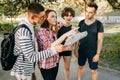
[77,2,104,80]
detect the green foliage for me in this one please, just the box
[0,23,13,33]
[0,0,28,17]
[100,34,120,71]
[107,0,120,9]
[71,22,78,27]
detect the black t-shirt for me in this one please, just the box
[57,25,72,56]
[57,25,72,44]
[78,20,104,54]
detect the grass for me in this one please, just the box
[100,34,120,71]
[104,24,120,30]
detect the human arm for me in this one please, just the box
[51,29,77,46]
[93,32,104,62]
[18,28,65,63]
[74,41,80,57]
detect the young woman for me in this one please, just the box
[36,9,59,80]
[36,9,76,80]
[57,7,75,80]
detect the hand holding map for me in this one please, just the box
[64,31,88,49]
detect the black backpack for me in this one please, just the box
[0,24,32,71]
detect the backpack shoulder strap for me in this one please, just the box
[14,24,32,35]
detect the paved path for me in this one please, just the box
[0,57,120,80]
[0,35,120,80]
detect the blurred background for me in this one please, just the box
[0,0,120,80]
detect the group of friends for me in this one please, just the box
[10,2,104,80]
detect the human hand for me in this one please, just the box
[65,28,77,37]
[74,51,79,58]
[54,44,67,53]
[65,45,74,51]
[93,54,99,62]
[57,22,64,29]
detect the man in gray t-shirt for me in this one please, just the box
[77,2,104,80]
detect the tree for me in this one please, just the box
[0,0,26,17]
[0,0,119,19]
[107,0,120,9]
[0,0,45,17]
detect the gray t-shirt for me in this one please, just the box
[78,19,104,54]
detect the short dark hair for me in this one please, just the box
[28,3,44,14]
[41,9,57,28]
[87,2,98,11]
[61,7,75,18]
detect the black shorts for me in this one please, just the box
[59,51,72,56]
[78,52,98,70]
